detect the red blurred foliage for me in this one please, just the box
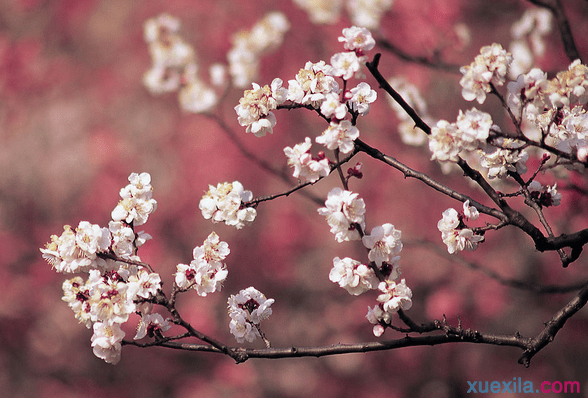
[2,0,588,397]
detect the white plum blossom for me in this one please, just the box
[437,206,484,254]
[90,274,136,325]
[428,120,461,162]
[283,138,331,183]
[292,0,343,24]
[361,223,403,268]
[479,138,529,179]
[228,12,290,87]
[127,269,161,300]
[376,278,413,314]
[287,61,340,106]
[227,287,274,343]
[330,51,362,80]
[329,257,379,295]
[346,0,394,30]
[235,79,287,137]
[315,120,360,153]
[462,200,479,221]
[317,187,366,242]
[347,82,377,116]
[528,181,562,207]
[111,172,157,226]
[91,322,125,365]
[199,181,257,229]
[455,108,492,150]
[338,26,376,53]
[174,232,229,296]
[40,223,110,273]
[62,276,93,328]
[320,92,348,120]
[460,43,512,104]
[134,313,171,340]
[506,68,549,115]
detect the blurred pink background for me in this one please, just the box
[2,0,588,397]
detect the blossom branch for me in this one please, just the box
[375,38,461,74]
[526,0,582,63]
[518,281,588,366]
[408,239,588,293]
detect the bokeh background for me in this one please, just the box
[2,0,588,397]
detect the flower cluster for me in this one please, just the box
[142,14,218,113]
[292,0,393,29]
[509,7,552,78]
[227,287,274,343]
[460,43,513,104]
[437,200,484,254]
[175,232,229,296]
[228,12,290,88]
[112,172,158,226]
[479,137,529,179]
[317,187,366,242]
[283,137,331,183]
[507,60,588,162]
[527,181,562,207]
[318,187,412,336]
[386,77,432,146]
[199,181,257,229]
[236,27,376,185]
[235,79,288,137]
[428,108,495,162]
[41,173,168,364]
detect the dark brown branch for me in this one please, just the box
[366,53,432,136]
[354,139,506,220]
[376,38,461,74]
[205,113,324,206]
[518,282,588,366]
[526,0,582,63]
[408,239,588,293]
[126,329,529,363]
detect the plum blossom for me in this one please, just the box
[479,138,529,179]
[428,120,461,162]
[127,269,161,300]
[347,82,377,116]
[330,51,362,80]
[228,12,290,87]
[91,322,125,365]
[283,138,331,183]
[460,43,512,104]
[320,93,348,120]
[174,232,229,296]
[317,187,366,242]
[287,61,340,106]
[40,222,110,273]
[528,181,562,207]
[377,278,413,314]
[111,172,157,226]
[329,257,379,295]
[315,120,360,153]
[134,313,171,340]
[227,287,274,343]
[338,26,376,54]
[235,79,287,137]
[199,181,257,229]
[437,205,484,254]
[455,108,492,150]
[361,223,403,268]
